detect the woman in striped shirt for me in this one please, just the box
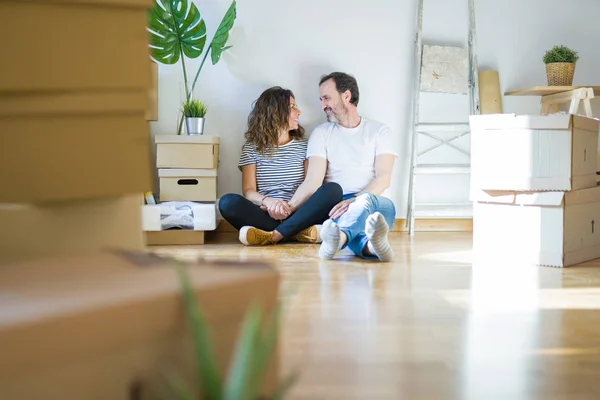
[218,86,342,246]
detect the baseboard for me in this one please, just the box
[391,218,472,232]
[214,218,473,233]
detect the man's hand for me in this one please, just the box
[261,198,292,221]
[329,198,353,220]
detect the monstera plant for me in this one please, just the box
[148,0,236,134]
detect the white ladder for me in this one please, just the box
[405,0,481,236]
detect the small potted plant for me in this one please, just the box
[542,45,579,86]
[182,99,208,135]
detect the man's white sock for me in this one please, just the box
[319,219,341,260]
[365,212,394,262]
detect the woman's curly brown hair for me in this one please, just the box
[244,86,305,155]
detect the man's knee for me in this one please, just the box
[380,196,396,212]
[354,192,377,206]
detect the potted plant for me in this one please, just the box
[148,0,236,134]
[156,262,299,400]
[182,99,208,135]
[542,45,579,86]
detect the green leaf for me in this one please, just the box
[223,301,263,400]
[244,304,282,398]
[210,0,237,65]
[182,98,208,117]
[148,0,207,64]
[174,262,223,399]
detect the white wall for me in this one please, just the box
[150,0,600,218]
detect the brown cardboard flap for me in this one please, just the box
[565,183,600,205]
[0,251,279,375]
[473,189,565,206]
[572,114,600,132]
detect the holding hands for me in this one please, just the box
[261,197,292,221]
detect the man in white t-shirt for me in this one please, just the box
[287,72,398,261]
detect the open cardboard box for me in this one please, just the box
[0,251,280,399]
[473,184,600,267]
[142,202,217,245]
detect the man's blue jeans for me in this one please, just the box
[332,192,396,259]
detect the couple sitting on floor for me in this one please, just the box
[219,72,397,262]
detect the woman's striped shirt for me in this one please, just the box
[238,139,307,202]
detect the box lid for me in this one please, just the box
[473,185,600,206]
[158,168,218,178]
[469,113,599,132]
[155,134,220,144]
[0,251,278,375]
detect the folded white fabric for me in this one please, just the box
[142,202,216,231]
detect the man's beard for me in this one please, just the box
[324,106,344,123]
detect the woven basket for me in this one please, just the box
[546,62,575,86]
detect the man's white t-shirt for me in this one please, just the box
[306,117,397,198]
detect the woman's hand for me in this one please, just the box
[261,197,292,220]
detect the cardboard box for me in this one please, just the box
[0,91,153,203]
[159,169,218,202]
[0,252,280,399]
[145,230,206,245]
[473,184,600,267]
[597,149,600,183]
[469,113,599,192]
[1,0,152,92]
[156,134,220,170]
[0,194,145,264]
[142,203,217,246]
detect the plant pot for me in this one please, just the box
[545,62,575,86]
[185,117,205,135]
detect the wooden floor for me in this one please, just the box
[153,231,600,399]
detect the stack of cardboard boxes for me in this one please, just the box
[0,1,280,398]
[0,0,154,264]
[143,134,220,245]
[469,113,600,268]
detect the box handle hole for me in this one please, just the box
[177,179,199,186]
